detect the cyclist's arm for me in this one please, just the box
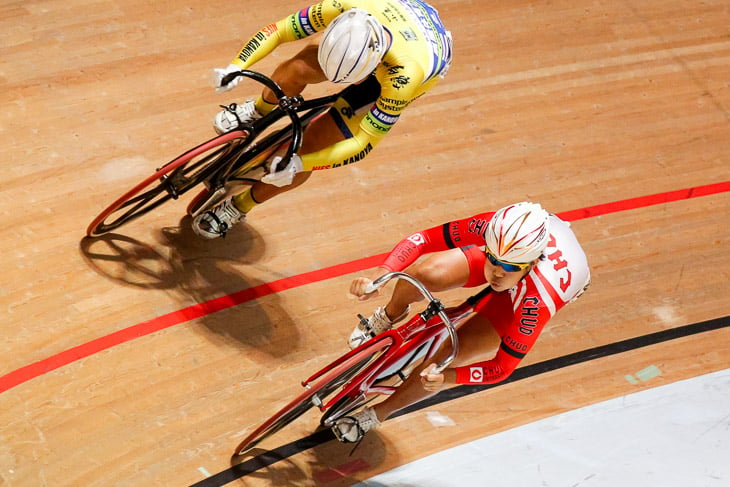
[299,124,388,171]
[228,19,295,70]
[453,294,554,385]
[229,1,348,70]
[380,212,496,272]
[299,58,427,171]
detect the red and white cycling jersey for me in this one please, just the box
[380,211,591,385]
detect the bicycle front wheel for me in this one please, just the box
[86,130,247,237]
[234,340,389,456]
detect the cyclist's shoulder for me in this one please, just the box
[532,221,590,302]
[545,215,590,268]
[375,56,425,92]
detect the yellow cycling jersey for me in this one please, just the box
[228,0,453,171]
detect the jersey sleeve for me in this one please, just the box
[299,127,384,171]
[380,212,495,271]
[453,278,553,385]
[361,57,427,137]
[230,1,345,70]
[229,18,298,70]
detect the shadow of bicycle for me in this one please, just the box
[77,215,301,356]
[225,428,390,487]
[78,215,264,289]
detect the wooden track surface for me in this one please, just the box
[1,0,729,485]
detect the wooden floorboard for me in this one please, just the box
[1,0,729,485]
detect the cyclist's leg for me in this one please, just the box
[196,47,326,236]
[349,247,475,348]
[372,312,500,422]
[384,247,475,323]
[235,111,342,206]
[196,70,378,237]
[349,247,473,347]
[263,43,328,101]
[335,312,499,441]
[193,108,339,237]
[215,43,327,133]
[235,72,381,210]
[345,247,490,421]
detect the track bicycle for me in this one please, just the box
[86,70,346,237]
[234,271,493,456]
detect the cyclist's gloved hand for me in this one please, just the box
[261,154,303,187]
[210,64,242,93]
[420,363,446,392]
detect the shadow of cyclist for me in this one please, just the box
[307,430,390,486]
[78,215,302,357]
[226,428,390,486]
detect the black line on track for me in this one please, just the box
[191,315,728,487]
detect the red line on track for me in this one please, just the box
[2,181,729,394]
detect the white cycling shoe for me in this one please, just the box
[332,407,381,443]
[192,196,244,239]
[348,305,410,349]
[213,100,262,134]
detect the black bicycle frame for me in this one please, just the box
[201,70,342,194]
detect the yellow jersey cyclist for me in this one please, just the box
[193,0,453,238]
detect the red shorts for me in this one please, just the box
[461,245,488,288]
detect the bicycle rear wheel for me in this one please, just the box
[86,130,247,237]
[234,339,389,456]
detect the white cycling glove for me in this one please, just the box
[261,154,304,187]
[210,64,242,93]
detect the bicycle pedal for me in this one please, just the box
[357,313,369,328]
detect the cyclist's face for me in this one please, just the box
[483,258,535,292]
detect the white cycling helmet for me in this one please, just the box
[318,8,387,84]
[485,202,551,263]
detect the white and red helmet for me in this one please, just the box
[318,8,387,84]
[485,202,551,263]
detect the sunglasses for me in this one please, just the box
[485,250,532,273]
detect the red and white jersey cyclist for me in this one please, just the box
[377,204,591,384]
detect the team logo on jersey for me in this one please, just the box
[385,64,405,75]
[261,23,277,37]
[339,106,354,119]
[237,32,267,63]
[371,106,400,126]
[400,29,418,41]
[332,143,373,168]
[469,367,484,382]
[545,236,574,293]
[519,296,540,335]
[289,15,305,39]
[298,8,316,36]
[391,75,410,90]
[407,233,426,246]
[467,217,490,238]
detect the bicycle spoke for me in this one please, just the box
[111,191,172,224]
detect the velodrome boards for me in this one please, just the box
[1,0,728,485]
